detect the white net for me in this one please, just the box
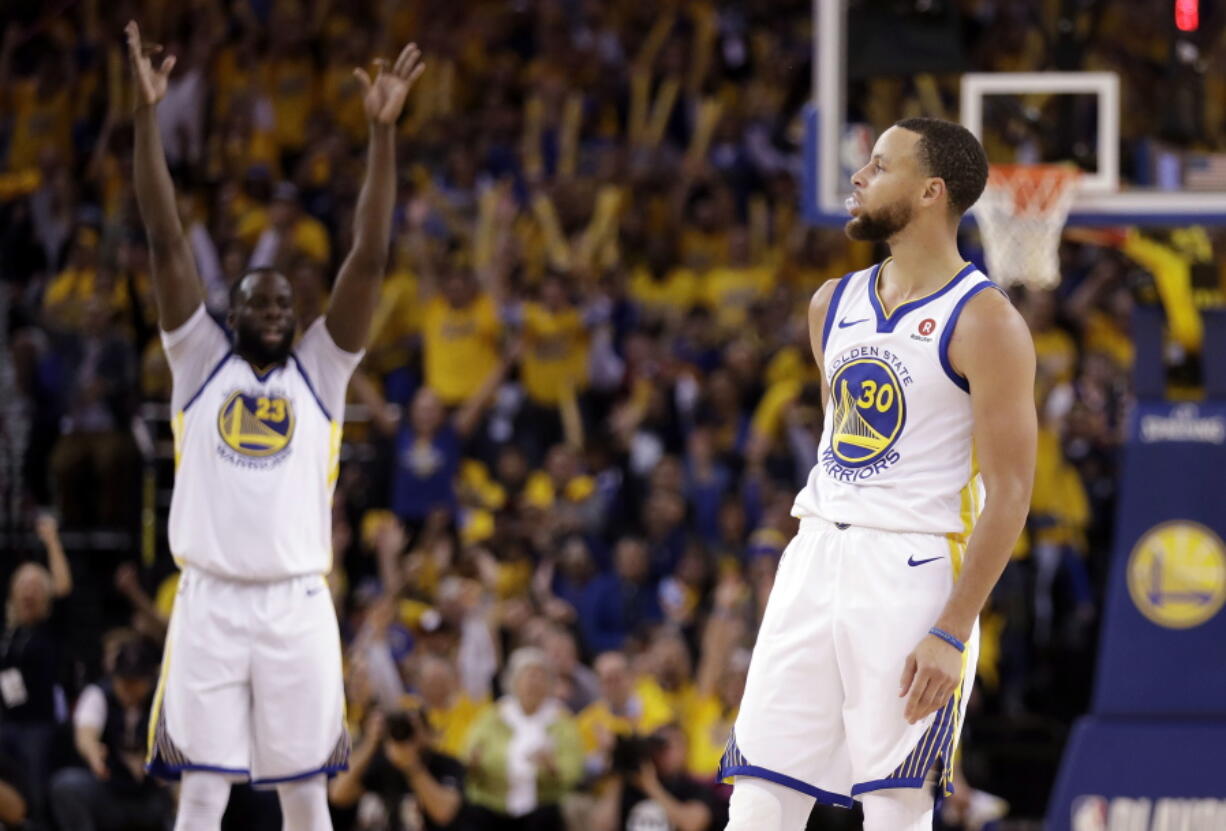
[971,164,1081,289]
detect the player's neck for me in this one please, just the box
[235,347,289,372]
[883,222,966,298]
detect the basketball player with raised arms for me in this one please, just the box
[125,21,424,831]
[720,118,1036,830]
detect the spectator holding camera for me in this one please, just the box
[461,647,582,831]
[576,651,673,778]
[329,708,465,831]
[591,725,716,831]
[49,636,171,831]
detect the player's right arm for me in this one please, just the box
[807,277,841,405]
[126,20,204,332]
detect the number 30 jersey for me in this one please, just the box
[792,260,1002,539]
[162,306,362,580]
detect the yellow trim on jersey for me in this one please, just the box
[171,411,185,469]
[874,257,973,317]
[325,421,343,573]
[327,421,342,487]
[947,473,982,579]
[941,637,973,796]
[947,536,965,584]
[941,452,978,791]
[339,622,348,724]
[948,481,974,543]
[146,633,174,763]
[960,483,973,538]
[948,445,982,550]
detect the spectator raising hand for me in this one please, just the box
[0,4,1172,828]
[1,512,75,821]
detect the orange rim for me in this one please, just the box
[985,164,1081,215]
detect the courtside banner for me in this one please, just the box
[1046,720,1226,831]
[1092,400,1226,717]
[1046,400,1226,830]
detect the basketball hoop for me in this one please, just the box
[971,164,1081,289]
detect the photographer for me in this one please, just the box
[591,725,715,831]
[48,636,171,831]
[329,709,465,831]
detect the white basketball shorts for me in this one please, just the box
[146,566,349,785]
[720,517,979,807]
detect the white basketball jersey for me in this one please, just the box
[162,306,361,580]
[792,260,1001,538]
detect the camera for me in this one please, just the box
[385,710,417,742]
[610,733,664,775]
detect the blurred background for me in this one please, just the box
[1,1,1225,830]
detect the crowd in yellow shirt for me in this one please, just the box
[6,1,1221,828]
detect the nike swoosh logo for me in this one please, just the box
[838,317,870,328]
[306,586,325,596]
[907,555,942,567]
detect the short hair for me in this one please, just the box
[10,562,52,597]
[230,266,287,308]
[894,117,989,216]
[7,563,52,627]
[502,646,552,691]
[594,650,629,674]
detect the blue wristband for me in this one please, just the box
[928,626,965,653]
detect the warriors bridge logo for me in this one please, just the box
[217,391,296,463]
[1127,521,1226,630]
[824,356,906,479]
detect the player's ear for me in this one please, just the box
[920,177,945,208]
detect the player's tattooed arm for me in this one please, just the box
[901,288,1036,723]
[126,21,205,332]
[325,44,426,353]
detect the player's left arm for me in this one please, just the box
[324,44,425,353]
[901,288,1036,724]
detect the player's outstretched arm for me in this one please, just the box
[325,44,425,353]
[126,21,204,332]
[900,288,1036,723]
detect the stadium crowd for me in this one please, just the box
[3,1,1222,829]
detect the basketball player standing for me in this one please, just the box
[720,118,1036,830]
[126,21,423,831]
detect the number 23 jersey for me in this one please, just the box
[792,261,1002,538]
[162,305,362,580]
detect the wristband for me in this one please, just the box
[928,626,965,653]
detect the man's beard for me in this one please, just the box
[235,324,294,366]
[845,200,914,242]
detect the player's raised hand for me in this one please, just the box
[899,631,963,724]
[354,43,425,126]
[125,21,175,109]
